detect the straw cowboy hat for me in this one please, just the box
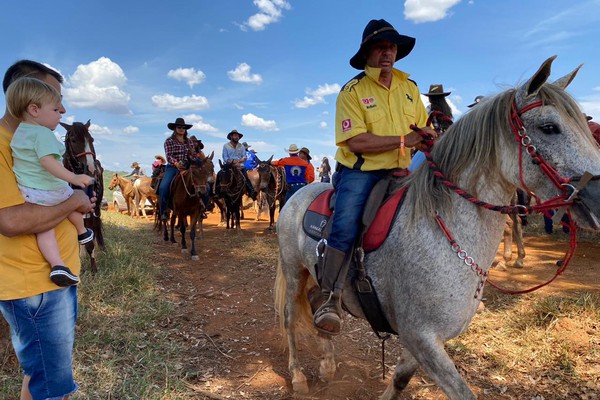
[423,84,451,97]
[167,117,192,131]
[285,144,300,154]
[155,155,166,163]
[130,161,139,168]
[350,19,416,70]
[227,129,243,140]
[467,95,485,108]
[299,147,312,160]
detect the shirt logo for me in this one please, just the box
[361,97,375,106]
[406,94,413,102]
[342,119,352,132]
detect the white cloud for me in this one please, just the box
[183,113,219,132]
[242,0,291,31]
[227,63,263,84]
[123,126,139,135]
[241,113,278,131]
[89,123,113,136]
[293,83,340,108]
[404,0,461,23]
[167,67,206,88]
[63,57,131,114]
[151,94,209,110]
[320,121,327,129]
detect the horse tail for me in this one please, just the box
[274,255,315,346]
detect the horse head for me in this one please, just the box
[108,173,120,190]
[256,156,274,191]
[61,120,97,176]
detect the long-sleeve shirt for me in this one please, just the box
[164,134,194,165]
[273,154,313,185]
[222,142,246,164]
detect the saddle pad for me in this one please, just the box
[363,187,408,252]
[302,187,408,253]
[302,189,334,239]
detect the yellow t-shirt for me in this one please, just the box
[334,66,428,170]
[0,125,80,300]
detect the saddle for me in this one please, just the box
[302,172,409,335]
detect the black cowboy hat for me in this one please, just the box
[350,19,416,70]
[227,129,243,140]
[167,117,193,131]
[299,147,312,160]
[585,114,593,121]
[423,84,451,97]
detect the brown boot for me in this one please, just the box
[313,245,348,335]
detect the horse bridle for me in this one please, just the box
[415,96,598,295]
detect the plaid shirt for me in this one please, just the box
[164,134,194,165]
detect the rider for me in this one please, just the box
[157,117,195,221]
[216,130,257,200]
[422,84,453,133]
[273,144,313,203]
[313,19,436,335]
[298,147,315,183]
[242,142,258,171]
[125,161,146,181]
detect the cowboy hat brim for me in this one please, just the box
[167,122,193,130]
[423,91,451,97]
[350,31,416,70]
[227,132,243,140]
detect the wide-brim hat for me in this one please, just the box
[167,117,193,131]
[241,141,251,149]
[155,155,166,163]
[227,129,243,140]
[131,162,139,168]
[299,147,312,160]
[423,84,451,97]
[349,19,416,70]
[467,95,485,108]
[285,144,300,154]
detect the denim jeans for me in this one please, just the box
[285,183,306,204]
[0,286,78,400]
[158,165,178,214]
[328,167,388,252]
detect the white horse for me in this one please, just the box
[274,56,600,399]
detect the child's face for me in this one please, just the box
[34,101,62,130]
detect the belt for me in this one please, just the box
[290,183,306,186]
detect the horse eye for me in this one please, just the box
[539,124,561,135]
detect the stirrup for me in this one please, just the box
[313,293,342,336]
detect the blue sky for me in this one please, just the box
[1,0,600,173]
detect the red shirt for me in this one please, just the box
[588,121,600,146]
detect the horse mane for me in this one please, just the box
[404,81,591,226]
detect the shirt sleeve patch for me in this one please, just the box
[342,119,352,132]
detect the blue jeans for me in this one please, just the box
[158,165,178,215]
[285,183,306,204]
[0,287,78,400]
[328,167,388,252]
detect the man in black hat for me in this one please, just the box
[313,19,437,335]
[216,130,257,200]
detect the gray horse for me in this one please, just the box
[274,56,600,399]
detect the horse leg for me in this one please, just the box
[179,215,188,253]
[404,338,476,399]
[512,213,526,268]
[380,348,419,400]
[268,205,276,233]
[170,215,177,244]
[83,240,97,274]
[163,217,169,241]
[497,216,513,270]
[190,217,199,261]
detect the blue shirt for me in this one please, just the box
[222,142,245,163]
[244,150,258,170]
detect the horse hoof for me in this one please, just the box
[191,255,199,261]
[181,249,188,254]
[292,379,309,394]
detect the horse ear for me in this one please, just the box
[208,151,214,160]
[60,122,71,130]
[219,159,223,168]
[553,64,583,90]
[255,154,262,163]
[85,120,91,129]
[523,55,556,98]
[267,155,273,163]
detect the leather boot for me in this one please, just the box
[313,245,348,335]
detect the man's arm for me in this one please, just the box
[346,129,436,154]
[0,190,93,237]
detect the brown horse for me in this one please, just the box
[108,174,135,216]
[164,157,214,259]
[61,120,104,274]
[255,156,287,232]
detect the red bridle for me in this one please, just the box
[414,98,587,295]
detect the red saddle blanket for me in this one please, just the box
[302,187,408,253]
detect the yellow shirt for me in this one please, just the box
[334,66,428,170]
[0,125,80,300]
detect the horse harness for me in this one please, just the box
[413,96,599,296]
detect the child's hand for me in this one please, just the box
[72,174,94,189]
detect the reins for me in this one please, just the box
[412,97,595,295]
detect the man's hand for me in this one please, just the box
[72,190,95,214]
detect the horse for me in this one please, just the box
[255,156,287,232]
[108,173,135,216]
[132,177,158,219]
[274,56,600,399]
[61,120,104,274]
[497,191,528,270]
[217,161,246,230]
[163,156,214,260]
